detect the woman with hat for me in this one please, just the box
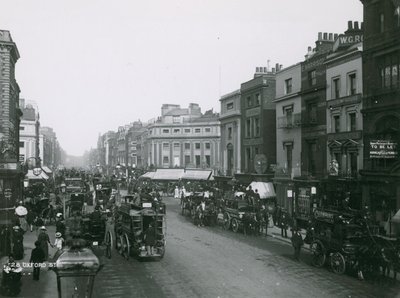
[53,232,64,251]
[37,226,52,261]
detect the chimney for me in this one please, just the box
[348,21,353,30]
[361,22,364,30]
[275,63,279,71]
[256,67,259,73]
[354,21,359,30]
[318,32,322,40]
[308,46,312,52]
[272,67,276,73]
[280,64,283,70]
[263,67,267,73]
[323,32,328,40]
[329,33,333,40]
[334,34,338,40]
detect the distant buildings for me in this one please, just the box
[19,99,40,164]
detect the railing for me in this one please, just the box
[277,113,301,129]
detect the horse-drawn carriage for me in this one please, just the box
[306,207,400,278]
[68,193,85,216]
[114,195,166,260]
[222,196,258,233]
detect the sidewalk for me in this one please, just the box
[268,225,310,251]
[0,225,59,297]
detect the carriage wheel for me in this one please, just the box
[105,231,112,259]
[122,234,130,260]
[330,252,346,274]
[310,240,326,268]
[223,213,231,230]
[231,218,240,233]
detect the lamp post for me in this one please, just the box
[53,239,101,298]
[60,183,66,218]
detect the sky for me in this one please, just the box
[0,0,363,156]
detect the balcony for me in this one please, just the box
[277,113,301,129]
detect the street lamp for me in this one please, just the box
[53,239,101,298]
[60,183,66,218]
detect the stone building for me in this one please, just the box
[219,89,241,176]
[324,21,364,208]
[0,30,23,205]
[240,66,278,174]
[147,104,220,169]
[19,99,40,164]
[360,0,400,232]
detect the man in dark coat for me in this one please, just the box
[144,224,156,255]
[291,229,304,261]
[30,241,45,280]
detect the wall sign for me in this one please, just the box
[370,140,397,159]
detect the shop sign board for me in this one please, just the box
[370,140,397,159]
[0,163,17,170]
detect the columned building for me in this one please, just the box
[0,30,23,205]
[147,104,220,170]
[360,0,400,232]
[324,21,364,208]
[219,89,241,176]
[274,63,302,213]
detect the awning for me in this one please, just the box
[26,170,49,180]
[391,209,400,223]
[140,172,155,179]
[247,181,276,199]
[152,169,184,181]
[182,170,212,180]
[41,166,53,174]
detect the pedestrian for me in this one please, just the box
[12,226,24,260]
[261,205,269,237]
[26,209,35,232]
[174,186,180,199]
[144,224,156,255]
[33,216,44,235]
[30,241,45,281]
[53,232,65,251]
[55,213,66,238]
[280,209,288,238]
[37,226,52,261]
[291,228,303,261]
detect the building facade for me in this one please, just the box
[0,30,23,206]
[325,21,364,208]
[274,63,302,212]
[147,104,220,169]
[19,99,40,164]
[219,89,241,176]
[360,0,400,232]
[240,67,278,174]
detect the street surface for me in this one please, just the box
[89,197,400,298]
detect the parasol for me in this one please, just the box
[15,206,28,216]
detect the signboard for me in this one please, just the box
[337,33,363,47]
[314,209,335,223]
[370,140,397,159]
[0,163,17,170]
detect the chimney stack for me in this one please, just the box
[275,63,279,71]
[354,21,359,30]
[323,32,328,40]
[272,67,276,73]
[348,21,353,30]
[318,32,322,40]
[334,34,338,40]
[328,33,333,40]
[280,64,283,71]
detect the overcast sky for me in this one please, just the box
[1,0,363,156]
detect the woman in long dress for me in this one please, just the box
[37,226,52,261]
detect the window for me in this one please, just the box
[286,143,293,175]
[333,115,340,132]
[184,128,191,133]
[228,127,232,139]
[254,117,260,137]
[195,143,200,150]
[173,143,180,150]
[185,155,191,165]
[205,142,211,150]
[205,127,211,133]
[246,118,251,137]
[332,77,340,99]
[173,128,180,134]
[334,152,342,172]
[205,155,211,166]
[349,152,358,176]
[348,73,357,95]
[19,142,24,148]
[194,128,201,133]
[254,147,259,155]
[162,129,169,134]
[173,116,180,123]
[19,126,24,130]
[163,156,169,164]
[349,113,356,131]
[285,78,292,94]
[308,103,317,124]
[380,13,385,33]
[162,143,170,149]
[284,105,293,126]
[255,93,261,105]
[195,155,201,167]
[184,143,190,150]
[227,102,234,110]
[308,142,317,175]
[308,70,316,86]
[247,96,252,107]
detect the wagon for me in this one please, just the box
[222,197,257,233]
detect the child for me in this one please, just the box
[53,232,64,250]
